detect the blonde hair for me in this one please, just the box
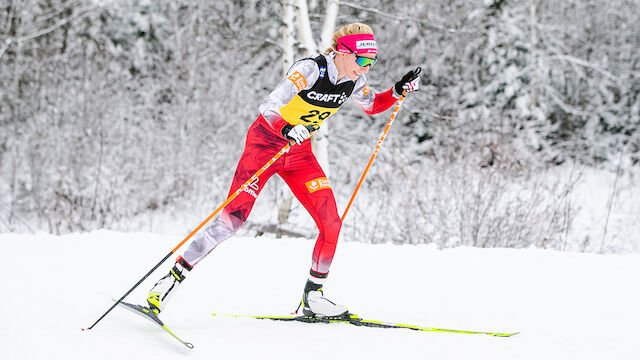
[323,23,374,55]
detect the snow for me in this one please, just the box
[2,230,638,359]
[568,165,640,253]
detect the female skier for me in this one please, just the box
[146,23,421,318]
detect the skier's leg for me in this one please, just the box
[180,164,272,268]
[279,153,346,317]
[280,160,342,281]
[147,119,286,312]
[181,120,287,266]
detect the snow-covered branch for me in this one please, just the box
[549,54,618,82]
[341,1,459,33]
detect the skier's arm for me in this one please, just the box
[352,70,421,115]
[259,60,319,137]
[351,79,399,115]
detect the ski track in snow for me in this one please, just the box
[2,230,638,359]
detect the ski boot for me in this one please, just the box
[147,256,192,313]
[299,279,348,318]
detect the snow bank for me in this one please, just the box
[2,231,638,359]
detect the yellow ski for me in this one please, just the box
[117,300,194,348]
[212,313,519,337]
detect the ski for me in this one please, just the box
[116,300,194,349]
[212,313,519,337]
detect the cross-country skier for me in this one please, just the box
[146,23,421,318]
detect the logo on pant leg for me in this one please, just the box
[244,177,260,198]
[305,177,331,193]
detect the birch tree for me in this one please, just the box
[277,0,297,226]
[277,0,340,226]
[295,0,340,177]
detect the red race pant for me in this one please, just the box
[184,115,341,280]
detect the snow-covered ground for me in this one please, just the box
[568,165,640,253]
[2,230,638,359]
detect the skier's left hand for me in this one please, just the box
[282,124,311,145]
[394,67,422,96]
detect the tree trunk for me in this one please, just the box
[295,0,318,55]
[282,0,296,74]
[277,0,298,226]
[277,0,338,225]
[530,0,538,106]
[313,0,339,178]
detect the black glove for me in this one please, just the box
[394,67,422,96]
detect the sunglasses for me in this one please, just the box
[340,42,377,67]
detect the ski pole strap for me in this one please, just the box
[412,67,422,79]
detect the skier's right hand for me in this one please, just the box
[394,67,422,97]
[282,124,310,145]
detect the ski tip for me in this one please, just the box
[502,332,520,337]
[81,328,86,331]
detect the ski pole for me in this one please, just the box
[85,140,296,331]
[340,96,405,222]
[340,67,421,222]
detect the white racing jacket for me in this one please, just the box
[259,52,400,134]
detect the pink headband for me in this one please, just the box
[336,33,377,55]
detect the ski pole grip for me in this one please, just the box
[401,67,422,96]
[305,124,320,133]
[287,124,319,146]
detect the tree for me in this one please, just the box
[276,0,340,227]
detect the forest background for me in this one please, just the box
[1,0,638,253]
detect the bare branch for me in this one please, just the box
[0,38,11,59]
[544,84,592,118]
[14,6,97,44]
[549,54,618,82]
[340,1,460,33]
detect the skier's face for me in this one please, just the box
[337,52,374,81]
